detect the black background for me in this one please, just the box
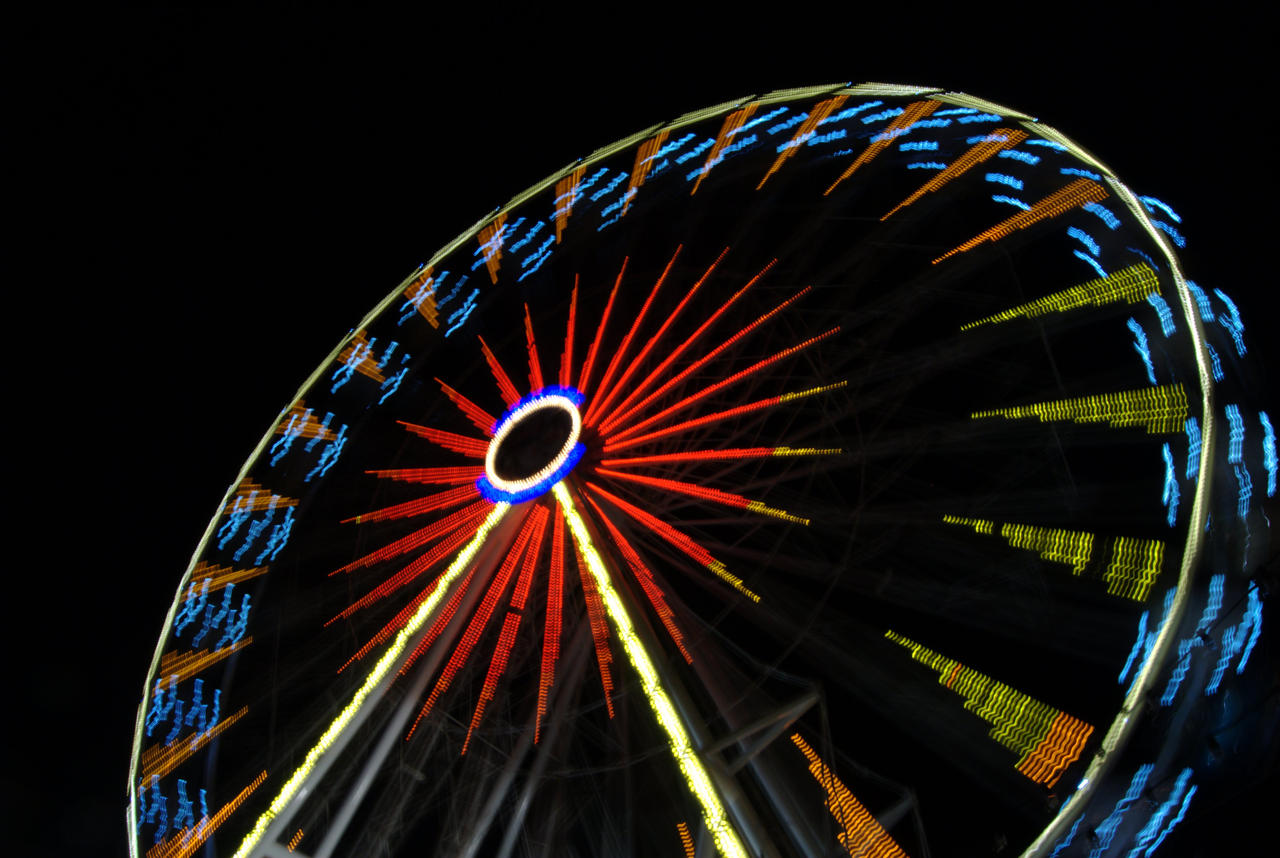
[8,8,1276,856]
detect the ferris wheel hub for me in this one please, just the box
[479,385,586,503]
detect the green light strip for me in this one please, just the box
[553,482,748,858]
[231,502,511,858]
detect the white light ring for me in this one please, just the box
[479,390,584,502]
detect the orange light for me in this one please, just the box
[476,214,507,284]
[882,127,1028,219]
[934,177,1108,264]
[791,734,908,858]
[401,267,440,327]
[146,770,267,858]
[335,329,388,384]
[138,706,248,782]
[692,103,758,195]
[758,95,850,190]
[825,99,941,196]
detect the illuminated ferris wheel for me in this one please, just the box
[128,83,1273,857]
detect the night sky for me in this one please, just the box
[11,10,1275,856]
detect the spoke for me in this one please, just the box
[553,482,749,858]
[230,502,511,858]
[584,244,682,426]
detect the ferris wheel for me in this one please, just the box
[128,83,1273,857]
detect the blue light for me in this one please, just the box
[256,504,295,563]
[907,118,952,129]
[1206,624,1237,695]
[305,425,348,482]
[806,128,847,147]
[216,592,251,650]
[648,131,697,161]
[1126,589,1176,697]
[303,414,334,451]
[1128,318,1157,385]
[434,276,466,311]
[1084,201,1121,230]
[992,194,1030,210]
[1068,225,1101,257]
[966,133,1011,145]
[378,367,408,405]
[471,220,513,270]
[1090,763,1154,858]
[1162,443,1179,526]
[173,779,195,833]
[823,101,883,124]
[733,105,789,136]
[573,167,611,198]
[1185,418,1201,481]
[933,107,978,116]
[1213,288,1247,356]
[143,774,167,843]
[768,112,807,135]
[861,107,904,125]
[1260,412,1277,496]
[444,288,480,337]
[589,171,627,203]
[1237,586,1263,673]
[1151,220,1186,248]
[685,133,759,182]
[1127,768,1193,857]
[1226,404,1245,464]
[1147,293,1176,337]
[1061,166,1102,181]
[956,112,1001,124]
[1160,636,1198,705]
[674,137,715,165]
[1118,610,1149,683]
[174,578,210,636]
[899,140,938,151]
[984,172,1024,190]
[192,584,236,648]
[1049,815,1082,858]
[269,407,310,466]
[216,490,257,549]
[1139,195,1182,224]
[398,269,444,326]
[598,188,637,218]
[518,241,556,282]
[1074,249,1108,279]
[233,506,274,562]
[906,161,946,170]
[1235,462,1253,518]
[1203,574,1225,631]
[998,148,1040,165]
[1025,138,1068,150]
[1145,784,1196,855]
[1185,281,1215,322]
[145,674,178,738]
[1206,343,1223,382]
[506,218,545,255]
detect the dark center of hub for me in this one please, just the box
[493,407,575,483]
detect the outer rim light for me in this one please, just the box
[479,386,585,503]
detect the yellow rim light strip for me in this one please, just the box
[553,482,748,858]
[886,631,1092,788]
[960,263,1159,331]
[230,502,511,858]
[942,516,1164,602]
[972,383,1187,434]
